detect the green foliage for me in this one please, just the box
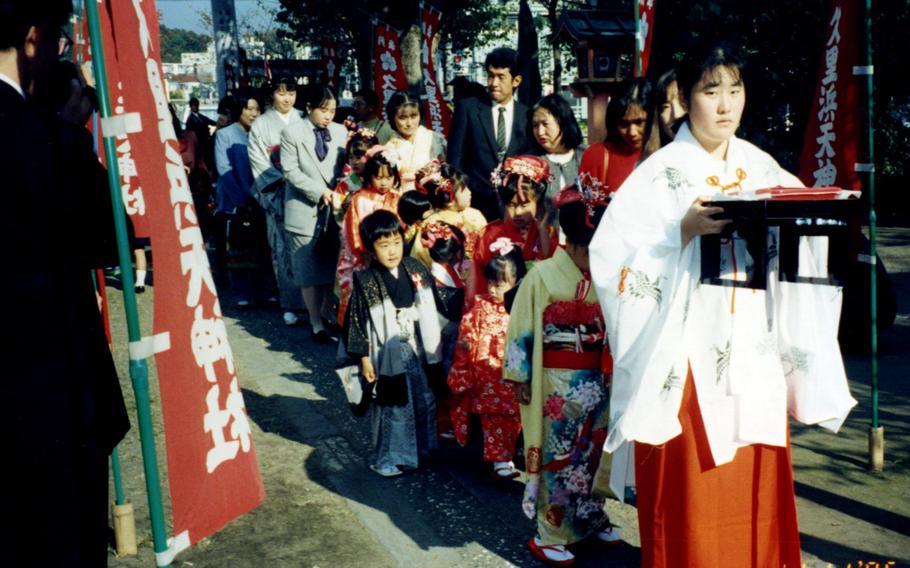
[443,2,511,51]
[276,0,513,82]
[159,25,211,63]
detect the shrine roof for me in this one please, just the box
[551,9,635,45]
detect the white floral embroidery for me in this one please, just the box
[781,346,810,376]
[714,339,731,384]
[756,333,778,357]
[505,341,526,374]
[660,167,694,192]
[565,382,603,414]
[661,367,683,392]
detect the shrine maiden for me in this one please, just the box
[589,41,857,567]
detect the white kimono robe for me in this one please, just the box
[590,123,857,495]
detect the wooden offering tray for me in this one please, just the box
[700,187,861,289]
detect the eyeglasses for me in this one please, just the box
[58,29,73,58]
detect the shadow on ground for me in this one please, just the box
[217,236,910,567]
[222,285,639,567]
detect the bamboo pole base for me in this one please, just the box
[112,502,138,556]
[868,426,884,471]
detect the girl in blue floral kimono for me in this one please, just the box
[504,174,620,566]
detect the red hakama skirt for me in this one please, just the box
[635,368,802,568]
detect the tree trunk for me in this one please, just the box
[548,1,561,93]
[352,18,373,91]
[552,44,562,93]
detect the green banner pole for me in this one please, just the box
[111,448,127,506]
[82,1,173,565]
[860,0,883,471]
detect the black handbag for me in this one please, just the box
[313,203,340,257]
[226,203,265,269]
[375,373,408,407]
[425,362,451,400]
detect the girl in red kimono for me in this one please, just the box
[469,155,557,304]
[336,145,402,324]
[448,241,527,478]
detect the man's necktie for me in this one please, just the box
[314,127,331,161]
[496,107,506,159]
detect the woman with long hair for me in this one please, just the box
[579,78,653,195]
[640,69,687,161]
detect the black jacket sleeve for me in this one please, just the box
[447,98,470,171]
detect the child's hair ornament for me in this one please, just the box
[345,123,377,144]
[553,172,611,228]
[489,237,517,256]
[415,160,455,199]
[489,155,553,201]
[420,222,460,249]
[361,144,400,166]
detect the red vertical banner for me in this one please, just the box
[637,0,656,76]
[89,0,150,239]
[373,21,408,116]
[420,3,451,137]
[799,0,862,190]
[98,0,264,556]
[321,41,341,88]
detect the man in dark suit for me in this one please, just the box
[447,47,533,221]
[186,96,216,142]
[2,1,130,564]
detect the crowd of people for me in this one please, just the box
[4,0,857,563]
[204,40,855,568]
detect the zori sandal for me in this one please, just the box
[369,464,402,477]
[528,537,575,566]
[595,525,622,545]
[491,461,521,479]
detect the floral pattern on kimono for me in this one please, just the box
[333,172,363,222]
[504,248,611,546]
[447,294,521,461]
[336,187,400,324]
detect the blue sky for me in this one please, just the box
[157,0,281,34]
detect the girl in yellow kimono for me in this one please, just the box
[410,161,487,272]
[504,174,620,566]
